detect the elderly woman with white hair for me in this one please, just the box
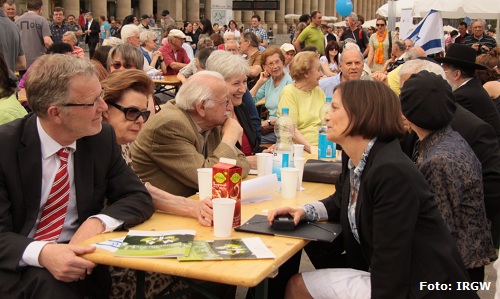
[139,30,166,73]
[62,31,85,58]
[206,50,264,165]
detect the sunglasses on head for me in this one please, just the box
[106,101,151,122]
[111,61,134,69]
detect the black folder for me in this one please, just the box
[235,214,342,242]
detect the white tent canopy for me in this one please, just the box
[376,0,415,17]
[412,0,500,19]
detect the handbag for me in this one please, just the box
[302,159,342,184]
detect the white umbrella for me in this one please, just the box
[413,0,500,18]
[443,25,458,32]
[333,20,347,27]
[322,16,338,21]
[284,14,300,20]
[376,0,416,17]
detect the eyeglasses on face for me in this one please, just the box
[62,88,105,107]
[266,60,282,67]
[111,61,134,69]
[106,101,151,122]
[376,23,385,27]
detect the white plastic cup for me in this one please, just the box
[256,153,273,177]
[293,144,304,159]
[197,168,212,200]
[280,167,299,199]
[293,157,306,190]
[212,198,236,238]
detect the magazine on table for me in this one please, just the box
[114,229,196,258]
[178,237,275,261]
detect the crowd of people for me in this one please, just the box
[1,0,500,298]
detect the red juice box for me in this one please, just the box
[212,158,242,227]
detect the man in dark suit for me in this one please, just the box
[84,11,99,58]
[0,54,154,299]
[437,43,500,143]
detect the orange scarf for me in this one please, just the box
[375,31,387,64]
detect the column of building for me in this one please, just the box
[90,0,106,20]
[139,0,153,17]
[62,0,79,22]
[116,0,131,22]
[187,0,200,23]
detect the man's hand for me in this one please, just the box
[221,117,243,145]
[39,244,97,282]
[69,218,105,245]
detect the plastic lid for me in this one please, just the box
[281,107,289,115]
[326,97,332,102]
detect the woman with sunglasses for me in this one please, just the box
[320,40,340,77]
[366,18,397,72]
[101,69,215,299]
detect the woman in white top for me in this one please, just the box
[319,40,340,77]
[225,20,241,39]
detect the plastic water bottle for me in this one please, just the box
[318,97,336,161]
[272,108,295,181]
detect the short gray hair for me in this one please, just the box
[121,24,139,43]
[140,30,157,46]
[348,12,358,22]
[399,59,446,83]
[205,50,249,80]
[63,31,77,44]
[26,54,97,117]
[175,70,225,110]
[107,43,144,71]
[340,48,363,64]
[404,46,426,61]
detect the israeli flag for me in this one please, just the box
[406,10,444,55]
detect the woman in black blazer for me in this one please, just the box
[269,80,477,299]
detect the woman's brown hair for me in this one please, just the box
[334,80,404,141]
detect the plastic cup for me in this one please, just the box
[212,198,236,238]
[256,153,273,177]
[280,167,299,199]
[197,168,212,200]
[293,157,306,190]
[293,144,304,159]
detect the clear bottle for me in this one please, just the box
[272,108,295,181]
[318,97,337,161]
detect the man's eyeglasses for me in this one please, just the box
[106,101,151,122]
[376,23,385,27]
[111,61,134,69]
[62,88,104,107]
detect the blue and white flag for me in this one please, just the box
[406,10,444,55]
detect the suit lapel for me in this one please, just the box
[74,137,94,223]
[18,115,43,233]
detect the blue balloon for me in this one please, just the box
[336,0,353,17]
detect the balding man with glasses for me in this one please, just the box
[0,54,154,299]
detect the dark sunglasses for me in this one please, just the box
[376,23,386,27]
[111,61,134,69]
[106,101,151,122]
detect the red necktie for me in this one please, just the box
[34,147,71,241]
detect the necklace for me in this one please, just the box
[294,82,314,92]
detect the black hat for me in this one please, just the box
[161,10,170,16]
[435,43,487,70]
[400,71,457,131]
[141,14,150,20]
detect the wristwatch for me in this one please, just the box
[267,120,271,126]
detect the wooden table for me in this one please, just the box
[152,75,182,94]
[80,178,335,298]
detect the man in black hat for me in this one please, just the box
[462,19,497,55]
[160,9,175,35]
[138,14,150,32]
[436,43,500,143]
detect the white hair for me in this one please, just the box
[175,71,226,110]
[205,50,249,79]
[103,37,124,47]
[140,30,157,46]
[121,24,139,43]
[399,59,446,83]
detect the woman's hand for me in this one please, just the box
[257,70,271,85]
[268,207,306,226]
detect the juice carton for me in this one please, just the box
[212,158,242,227]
